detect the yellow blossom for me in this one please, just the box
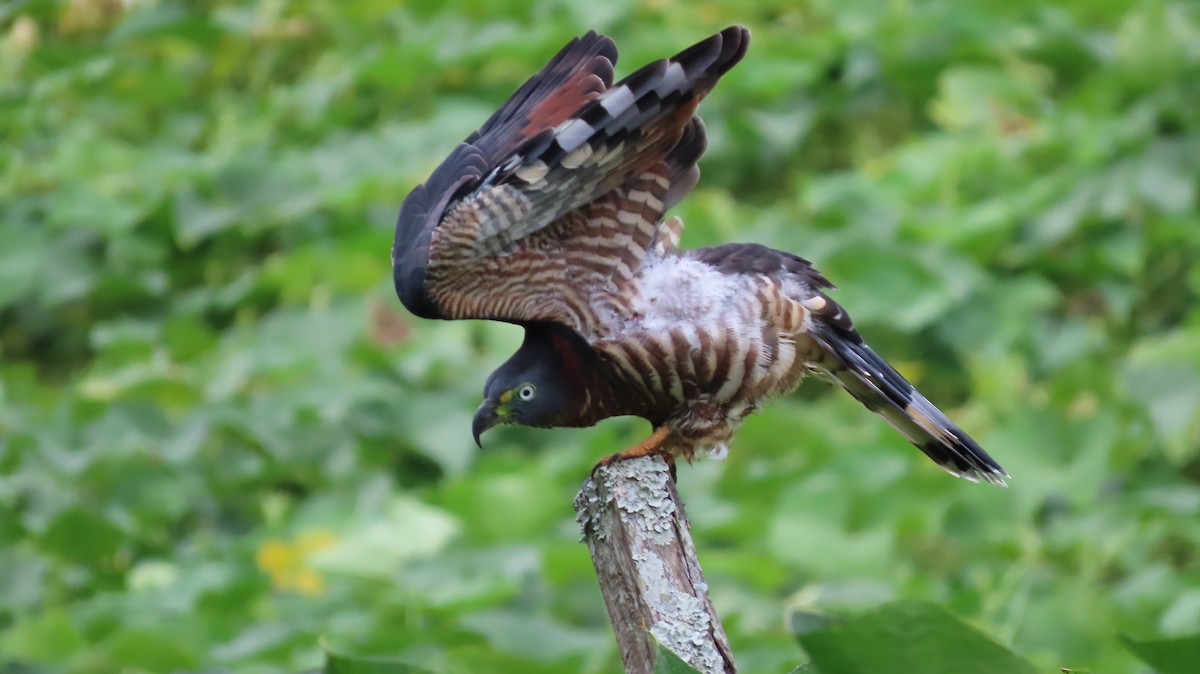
[255,529,337,595]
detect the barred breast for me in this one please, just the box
[595,255,814,453]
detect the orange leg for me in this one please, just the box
[592,426,676,477]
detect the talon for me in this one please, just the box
[592,427,675,476]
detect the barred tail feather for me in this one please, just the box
[808,325,1009,486]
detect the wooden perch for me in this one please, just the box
[575,455,736,674]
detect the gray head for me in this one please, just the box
[471,323,593,446]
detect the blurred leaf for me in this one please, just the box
[653,640,706,674]
[930,66,1044,131]
[1118,634,1200,674]
[36,506,123,563]
[460,610,606,664]
[102,629,198,673]
[212,623,300,663]
[788,608,844,636]
[0,611,85,664]
[313,497,460,581]
[796,602,1038,674]
[323,643,437,674]
[1124,328,1200,462]
[1160,590,1200,636]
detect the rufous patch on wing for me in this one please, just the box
[520,71,609,140]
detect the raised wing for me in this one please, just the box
[393,26,749,335]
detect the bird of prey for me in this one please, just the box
[392,26,1008,485]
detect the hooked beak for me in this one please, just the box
[472,401,500,448]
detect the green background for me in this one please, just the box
[3,0,1199,672]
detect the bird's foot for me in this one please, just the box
[591,427,677,480]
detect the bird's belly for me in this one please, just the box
[599,314,809,418]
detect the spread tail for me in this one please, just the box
[807,320,1008,486]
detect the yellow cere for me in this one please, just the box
[499,389,513,404]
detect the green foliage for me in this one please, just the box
[3,1,1200,673]
[653,641,706,674]
[324,641,436,674]
[1118,634,1200,674]
[794,601,1038,674]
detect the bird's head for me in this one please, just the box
[471,323,592,446]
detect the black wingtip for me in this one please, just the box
[919,435,1010,487]
[667,25,751,81]
[715,25,751,74]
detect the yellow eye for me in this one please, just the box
[517,384,536,401]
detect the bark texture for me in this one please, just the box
[575,455,736,674]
